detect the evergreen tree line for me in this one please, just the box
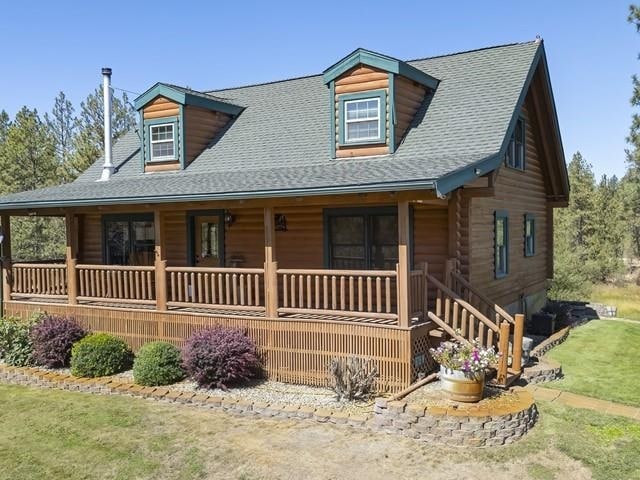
[550,5,640,299]
[0,88,136,260]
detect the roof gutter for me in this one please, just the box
[0,179,438,211]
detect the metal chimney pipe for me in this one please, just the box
[98,67,114,182]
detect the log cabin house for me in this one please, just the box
[0,40,568,391]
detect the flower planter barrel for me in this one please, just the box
[439,366,485,402]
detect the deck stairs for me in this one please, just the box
[423,262,524,388]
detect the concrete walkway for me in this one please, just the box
[526,385,640,421]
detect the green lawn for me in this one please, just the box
[590,283,640,320]
[546,320,640,407]
[0,384,639,480]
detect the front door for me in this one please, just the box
[193,215,223,267]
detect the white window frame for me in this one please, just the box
[344,97,381,143]
[149,123,176,162]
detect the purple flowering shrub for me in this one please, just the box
[429,338,498,373]
[181,326,261,389]
[30,315,87,368]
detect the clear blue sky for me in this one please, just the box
[0,0,636,178]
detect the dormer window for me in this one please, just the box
[338,90,386,146]
[345,98,381,142]
[150,123,176,161]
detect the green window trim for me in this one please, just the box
[524,213,535,257]
[143,116,180,165]
[338,90,387,147]
[494,210,509,279]
[322,206,408,270]
[102,213,155,266]
[505,116,526,171]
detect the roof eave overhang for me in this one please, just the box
[0,179,438,212]
[323,48,439,90]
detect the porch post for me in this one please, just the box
[397,201,412,328]
[65,212,78,305]
[154,210,167,311]
[263,207,278,318]
[1,214,12,305]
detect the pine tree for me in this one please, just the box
[45,91,76,172]
[626,5,640,257]
[64,85,136,179]
[0,107,59,193]
[592,174,625,280]
[0,107,65,260]
[550,152,598,299]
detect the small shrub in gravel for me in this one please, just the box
[70,333,134,377]
[182,326,261,389]
[30,315,87,368]
[0,313,42,367]
[133,341,185,386]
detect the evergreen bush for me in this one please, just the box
[70,333,133,377]
[133,341,185,386]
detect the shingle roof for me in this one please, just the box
[0,41,544,210]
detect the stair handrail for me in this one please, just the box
[426,273,500,334]
[426,311,468,344]
[448,269,515,325]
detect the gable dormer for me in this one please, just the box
[134,83,243,172]
[323,49,438,159]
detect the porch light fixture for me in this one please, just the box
[224,211,235,227]
[275,214,288,232]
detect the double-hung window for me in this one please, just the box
[339,90,386,145]
[150,123,175,161]
[345,98,380,142]
[505,117,525,170]
[524,214,535,257]
[495,211,509,278]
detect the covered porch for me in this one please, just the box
[0,190,521,391]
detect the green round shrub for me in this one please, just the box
[70,333,134,377]
[133,341,185,386]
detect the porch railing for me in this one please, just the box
[276,268,398,321]
[77,264,156,305]
[11,263,68,299]
[8,262,435,326]
[166,267,265,312]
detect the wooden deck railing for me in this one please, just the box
[166,267,265,312]
[425,271,524,385]
[276,268,398,321]
[11,263,67,298]
[77,264,156,305]
[445,259,514,325]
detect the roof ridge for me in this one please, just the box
[406,39,538,63]
[206,40,538,94]
[206,72,322,94]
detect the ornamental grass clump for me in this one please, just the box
[133,341,185,386]
[30,315,87,368]
[182,326,261,389]
[70,333,134,377]
[430,338,499,374]
[329,356,378,401]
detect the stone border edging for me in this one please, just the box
[530,325,571,358]
[0,364,537,447]
[522,358,562,384]
[372,388,537,447]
